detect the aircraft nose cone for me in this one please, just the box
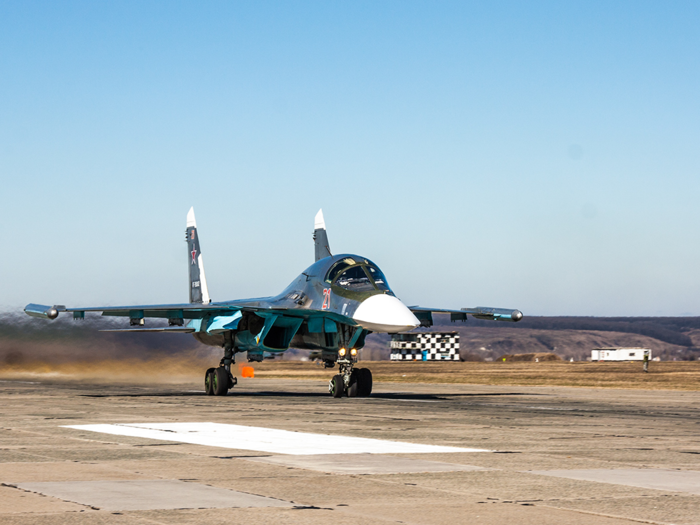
[352,294,421,333]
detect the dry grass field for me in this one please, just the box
[3,356,698,390]
[252,360,700,391]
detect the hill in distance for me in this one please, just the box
[360,315,700,362]
[2,312,700,366]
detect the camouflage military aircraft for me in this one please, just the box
[25,208,523,397]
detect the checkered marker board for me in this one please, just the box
[390,332,460,361]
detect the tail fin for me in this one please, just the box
[313,209,332,262]
[186,207,211,304]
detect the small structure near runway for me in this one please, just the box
[592,347,651,362]
[390,332,460,361]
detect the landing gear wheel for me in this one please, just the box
[329,374,345,398]
[347,369,359,397]
[204,368,215,395]
[212,367,230,396]
[357,368,373,397]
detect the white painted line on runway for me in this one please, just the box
[64,422,488,455]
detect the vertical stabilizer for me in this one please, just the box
[313,209,332,262]
[185,207,211,304]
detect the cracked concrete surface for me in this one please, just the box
[1,377,699,524]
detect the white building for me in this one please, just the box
[390,332,460,361]
[591,347,651,362]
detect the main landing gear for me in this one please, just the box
[329,358,373,398]
[205,342,237,396]
[205,366,236,396]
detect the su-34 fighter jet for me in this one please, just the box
[25,208,523,398]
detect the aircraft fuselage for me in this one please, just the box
[192,253,419,359]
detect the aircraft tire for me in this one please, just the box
[213,367,229,396]
[204,368,215,395]
[347,369,359,397]
[357,368,373,397]
[330,374,345,398]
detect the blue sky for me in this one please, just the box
[2,1,699,316]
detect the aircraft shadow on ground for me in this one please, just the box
[79,391,538,400]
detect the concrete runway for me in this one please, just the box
[1,377,699,524]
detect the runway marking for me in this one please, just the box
[529,469,700,495]
[64,422,487,455]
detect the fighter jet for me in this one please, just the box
[25,208,523,397]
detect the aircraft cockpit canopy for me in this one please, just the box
[326,257,391,293]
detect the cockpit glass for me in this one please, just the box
[335,266,375,292]
[366,264,390,291]
[325,258,355,284]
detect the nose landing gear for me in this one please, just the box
[349,367,372,397]
[329,374,345,398]
[328,358,372,398]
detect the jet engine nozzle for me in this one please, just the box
[24,304,59,320]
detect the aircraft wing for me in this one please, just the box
[408,306,523,327]
[25,302,229,319]
[24,302,356,333]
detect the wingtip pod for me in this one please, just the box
[314,209,325,230]
[467,307,523,322]
[24,303,59,320]
[493,309,522,322]
[186,207,196,228]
